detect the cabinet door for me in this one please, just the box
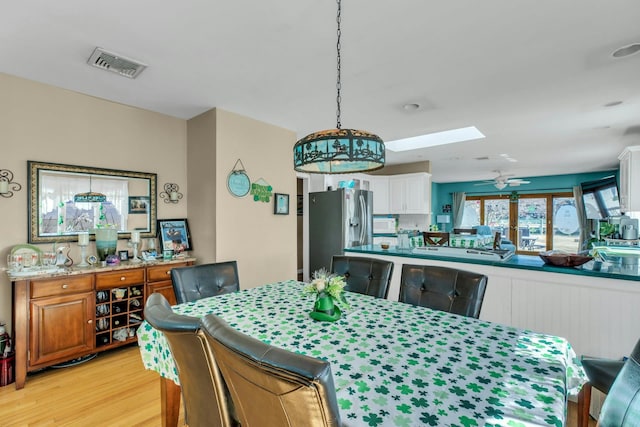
[369,176,390,214]
[147,280,177,306]
[620,150,630,212]
[389,177,406,213]
[29,292,94,367]
[403,174,430,214]
[619,146,640,212]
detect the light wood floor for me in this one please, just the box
[0,345,594,426]
[0,345,185,426]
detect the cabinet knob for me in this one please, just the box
[87,319,93,324]
[62,284,69,289]
[120,276,126,281]
[166,270,171,275]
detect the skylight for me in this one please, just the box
[385,126,485,152]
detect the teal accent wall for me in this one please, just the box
[431,170,619,229]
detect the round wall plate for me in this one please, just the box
[227,170,251,197]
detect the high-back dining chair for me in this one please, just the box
[578,337,640,427]
[171,261,240,304]
[330,255,393,299]
[143,293,234,427]
[423,231,450,246]
[398,264,488,318]
[596,337,640,426]
[200,313,341,427]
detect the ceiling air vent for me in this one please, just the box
[87,47,147,79]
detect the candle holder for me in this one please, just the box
[130,241,141,263]
[77,244,89,267]
[160,183,182,204]
[0,169,22,198]
[77,232,90,267]
[130,231,141,263]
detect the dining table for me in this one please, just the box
[137,280,586,427]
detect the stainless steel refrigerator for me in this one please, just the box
[309,188,373,273]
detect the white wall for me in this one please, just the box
[0,74,298,331]
[0,73,189,330]
[187,108,298,288]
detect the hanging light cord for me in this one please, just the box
[336,0,342,129]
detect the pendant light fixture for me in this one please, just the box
[74,176,107,203]
[293,0,385,174]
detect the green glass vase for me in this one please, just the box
[94,228,118,261]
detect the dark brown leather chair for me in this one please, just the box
[143,293,234,427]
[171,261,240,304]
[200,313,341,427]
[398,264,488,318]
[596,338,640,426]
[330,255,394,299]
[577,356,625,427]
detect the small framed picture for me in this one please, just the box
[274,193,289,215]
[118,250,129,261]
[158,218,193,252]
[128,196,150,214]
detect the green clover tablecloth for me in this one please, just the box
[137,280,586,427]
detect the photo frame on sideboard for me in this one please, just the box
[157,218,193,252]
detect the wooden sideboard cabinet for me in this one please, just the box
[10,258,193,389]
[146,262,189,306]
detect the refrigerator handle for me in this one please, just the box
[359,194,367,245]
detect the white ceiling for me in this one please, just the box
[2,0,640,183]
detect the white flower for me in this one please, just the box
[312,278,326,292]
[304,268,350,310]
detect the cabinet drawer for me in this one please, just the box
[147,262,188,282]
[31,275,94,298]
[96,269,145,289]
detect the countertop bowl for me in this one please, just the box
[539,251,593,267]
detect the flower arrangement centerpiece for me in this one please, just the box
[304,269,349,322]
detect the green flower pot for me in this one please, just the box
[310,292,342,322]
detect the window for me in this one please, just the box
[463,192,578,253]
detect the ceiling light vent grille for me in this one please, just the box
[87,47,147,79]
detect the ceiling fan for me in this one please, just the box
[475,171,530,190]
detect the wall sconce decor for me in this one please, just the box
[0,169,21,198]
[160,183,182,204]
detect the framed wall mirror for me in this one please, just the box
[28,161,157,243]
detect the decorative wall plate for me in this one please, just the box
[227,159,251,198]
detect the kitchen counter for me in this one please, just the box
[344,245,640,362]
[5,256,196,281]
[346,244,640,282]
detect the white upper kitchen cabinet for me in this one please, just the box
[388,173,431,214]
[619,146,640,212]
[368,176,390,214]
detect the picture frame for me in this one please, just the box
[157,218,193,252]
[274,193,289,215]
[128,196,150,214]
[118,250,129,261]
